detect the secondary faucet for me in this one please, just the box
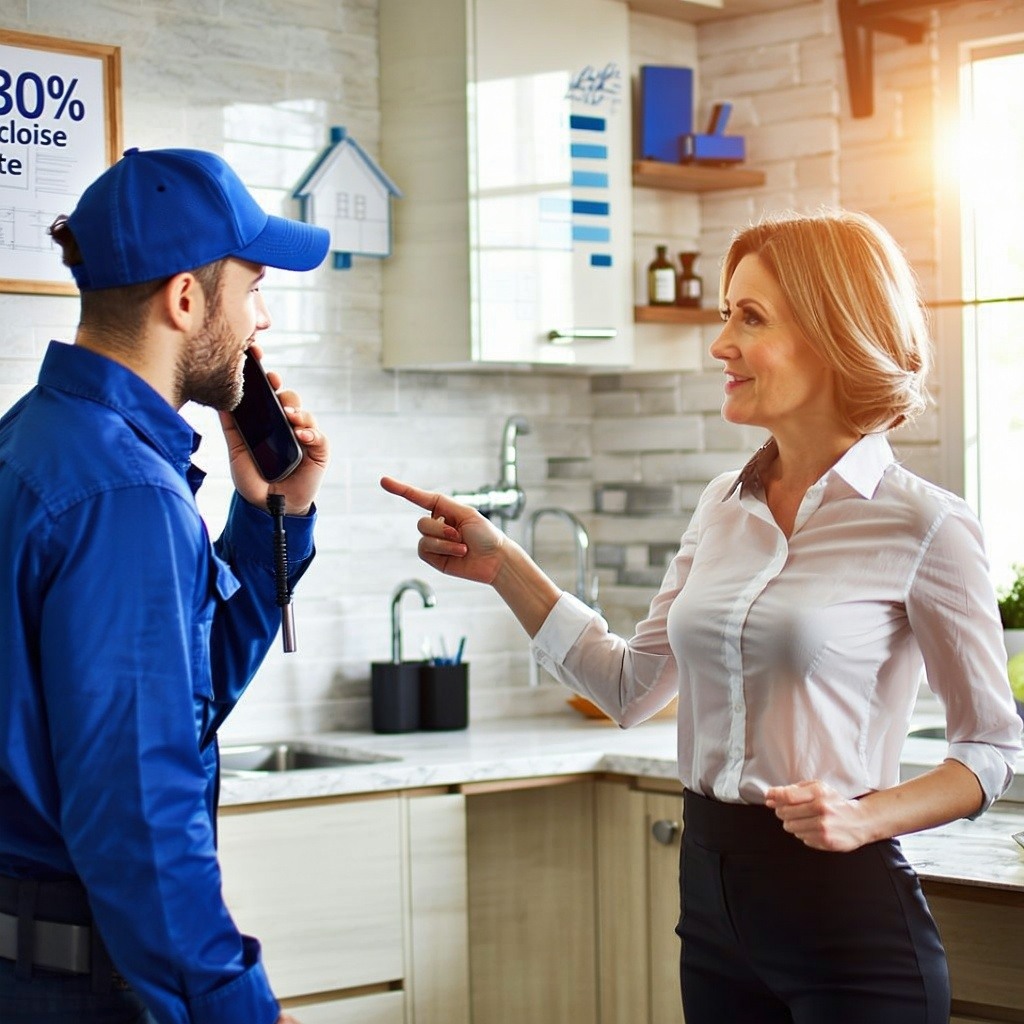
[523,507,601,613]
[391,578,436,663]
[451,415,531,533]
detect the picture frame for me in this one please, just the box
[0,30,122,295]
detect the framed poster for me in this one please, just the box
[0,30,122,295]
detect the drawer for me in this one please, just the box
[282,990,405,1024]
[218,797,404,998]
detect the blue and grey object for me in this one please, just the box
[568,113,614,267]
[638,65,694,163]
[680,102,746,164]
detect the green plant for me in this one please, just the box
[997,564,1024,629]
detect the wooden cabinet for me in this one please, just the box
[464,779,599,1024]
[924,881,1024,1022]
[217,792,470,1024]
[380,0,634,369]
[287,991,405,1024]
[218,798,404,999]
[216,771,1024,1024]
[595,779,685,1024]
[462,776,683,1024]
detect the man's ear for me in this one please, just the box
[160,271,205,333]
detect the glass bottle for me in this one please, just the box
[646,245,676,306]
[676,251,703,308]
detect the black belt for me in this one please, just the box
[0,874,115,990]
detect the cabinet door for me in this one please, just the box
[595,781,685,1024]
[471,0,633,366]
[283,991,405,1024]
[645,792,685,1024]
[466,780,598,1024]
[925,885,1024,1016]
[380,0,633,369]
[404,793,470,1024]
[218,799,404,999]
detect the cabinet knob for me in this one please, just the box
[651,819,680,845]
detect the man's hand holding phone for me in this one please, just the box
[221,344,329,515]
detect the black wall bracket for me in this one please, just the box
[839,0,962,118]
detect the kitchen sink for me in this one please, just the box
[907,726,945,740]
[219,741,398,774]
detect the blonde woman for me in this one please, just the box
[382,210,1022,1023]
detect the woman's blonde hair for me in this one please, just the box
[720,209,931,433]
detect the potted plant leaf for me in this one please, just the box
[997,565,1024,715]
[998,564,1024,649]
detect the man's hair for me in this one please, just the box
[49,216,224,349]
[720,209,931,434]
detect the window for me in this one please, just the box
[942,17,1024,590]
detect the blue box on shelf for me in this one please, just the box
[679,102,746,165]
[638,65,693,163]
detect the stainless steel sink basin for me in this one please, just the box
[907,726,945,740]
[219,742,397,775]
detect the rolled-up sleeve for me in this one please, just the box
[530,518,700,727]
[906,507,1023,813]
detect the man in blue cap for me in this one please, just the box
[0,148,331,1024]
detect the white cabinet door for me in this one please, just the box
[283,991,405,1024]
[470,0,634,366]
[217,798,404,1000]
[381,0,633,369]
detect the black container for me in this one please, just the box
[420,663,469,731]
[371,662,422,733]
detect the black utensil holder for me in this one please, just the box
[420,663,469,731]
[371,662,422,733]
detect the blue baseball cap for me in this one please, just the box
[66,147,330,291]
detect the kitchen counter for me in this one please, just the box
[219,712,1024,892]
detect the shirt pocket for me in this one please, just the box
[191,550,241,702]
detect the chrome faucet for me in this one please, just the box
[451,415,531,532]
[524,507,601,612]
[391,578,436,663]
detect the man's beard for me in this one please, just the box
[178,305,245,411]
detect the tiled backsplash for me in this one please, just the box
[1,0,984,738]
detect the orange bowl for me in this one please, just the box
[566,695,612,720]
[566,694,679,722]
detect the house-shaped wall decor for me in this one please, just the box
[293,126,402,270]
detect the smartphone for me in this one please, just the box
[231,349,303,483]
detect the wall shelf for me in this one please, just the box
[633,159,766,193]
[624,0,783,23]
[634,305,721,325]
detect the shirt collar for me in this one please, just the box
[38,341,202,477]
[723,432,895,502]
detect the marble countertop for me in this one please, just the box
[219,710,1024,893]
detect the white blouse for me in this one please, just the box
[531,433,1023,811]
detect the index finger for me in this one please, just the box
[380,476,446,516]
[765,782,817,807]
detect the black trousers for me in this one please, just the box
[677,789,950,1024]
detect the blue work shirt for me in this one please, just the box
[0,341,316,1024]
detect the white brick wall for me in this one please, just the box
[598,0,985,626]
[0,0,991,735]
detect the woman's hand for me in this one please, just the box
[765,780,873,852]
[379,476,506,584]
[768,759,983,854]
[221,343,329,516]
[380,475,562,636]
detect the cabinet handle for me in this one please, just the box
[651,819,681,845]
[546,328,617,345]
